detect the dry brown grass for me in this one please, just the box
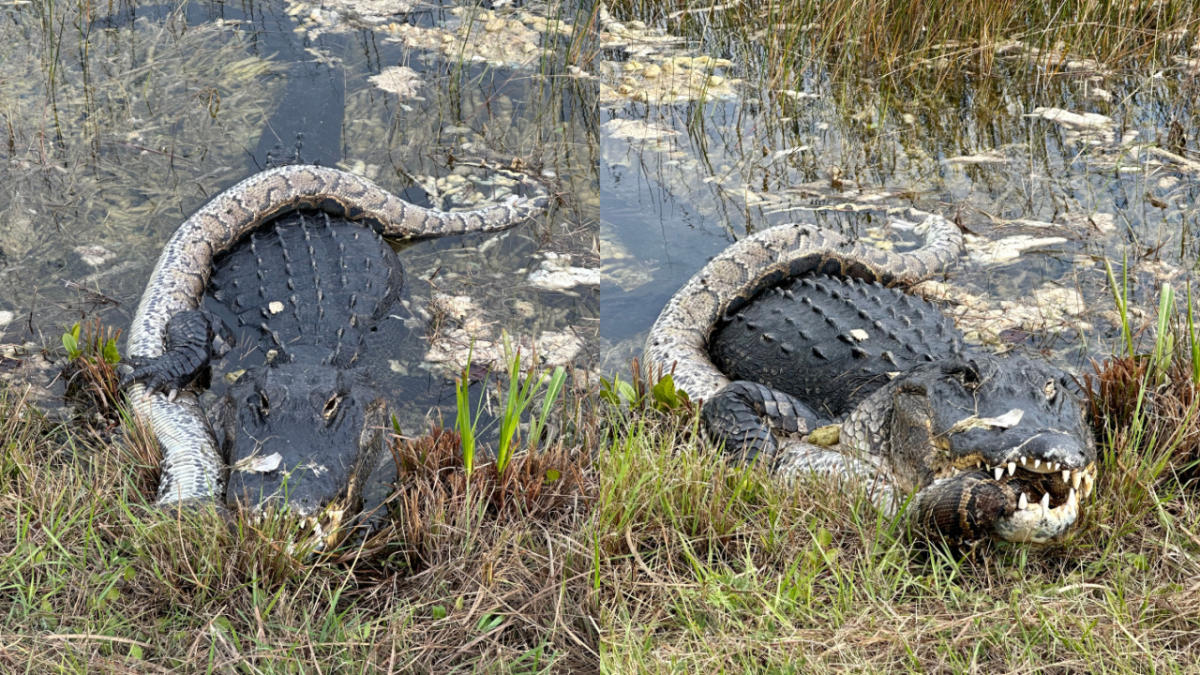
[8,343,1200,671]
[345,427,600,671]
[11,311,1200,671]
[609,0,1199,91]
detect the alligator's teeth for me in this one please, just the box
[1007,461,1016,476]
[1071,471,1081,489]
[1062,469,1070,483]
[1051,461,1060,471]
[1034,458,1041,469]
[1068,487,1076,504]
[1019,455,1027,466]
[1040,492,1050,510]
[994,466,1004,481]
[1018,492,1028,510]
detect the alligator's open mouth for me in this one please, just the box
[939,455,1097,543]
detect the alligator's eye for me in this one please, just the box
[949,363,981,388]
[322,393,342,422]
[1043,378,1057,401]
[257,391,270,418]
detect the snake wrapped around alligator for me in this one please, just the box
[645,209,1096,544]
[126,164,547,516]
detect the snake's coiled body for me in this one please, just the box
[128,164,547,506]
[645,209,963,401]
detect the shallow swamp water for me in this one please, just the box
[596,8,1200,377]
[0,0,598,433]
[0,0,1198,425]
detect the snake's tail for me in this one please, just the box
[128,383,226,505]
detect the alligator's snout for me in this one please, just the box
[218,361,387,523]
[1006,431,1093,471]
[893,355,1097,544]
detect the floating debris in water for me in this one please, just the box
[286,0,418,34]
[534,329,584,366]
[916,282,1090,345]
[288,0,570,68]
[943,150,1008,165]
[602,119,679,142]
[598,53,738,105]
[369,65,425,99]
[966,234,1070,266]
[74,245,116,269]
[1054,212,1117,236]
[527,253,601,292]
[423,291,584,371]
[594,5,738,105]
[994,42,1111,76]
[382,8,561,69]
[1029,106,1123,146]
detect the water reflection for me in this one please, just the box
[0,0,598,429]
[597,13,1200,373]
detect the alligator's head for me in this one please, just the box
[864,354,1097,544]
[216,359,389,547]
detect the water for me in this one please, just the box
[0,0,598,433]
[595,16,1200,373]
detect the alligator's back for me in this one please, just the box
[208,210,404,366]
[709,274,965,418]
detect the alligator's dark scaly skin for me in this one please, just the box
[209,209,403,367]
[206,212,397,526]
[125,165,545,522]
[710,275,964,418]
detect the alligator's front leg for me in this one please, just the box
[701,380,830,465]
[122,309,233,397]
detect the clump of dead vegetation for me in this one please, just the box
[335,426,599,670]
[59,318,123,430]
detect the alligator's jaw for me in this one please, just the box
[937,455,1098,543]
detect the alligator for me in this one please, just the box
[645,210,1096,544]
[124,164,546,543]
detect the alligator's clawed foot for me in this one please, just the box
[702,380,828,465]
[122,309,232,396]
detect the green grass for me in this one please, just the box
[6,317,1200,671]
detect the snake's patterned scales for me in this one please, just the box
[128,164,547,506]
[644,207,962,448]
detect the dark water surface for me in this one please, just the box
[0,0,597,431]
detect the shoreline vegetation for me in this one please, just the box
[5,284,1200,671]
[2,0,1200,671]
